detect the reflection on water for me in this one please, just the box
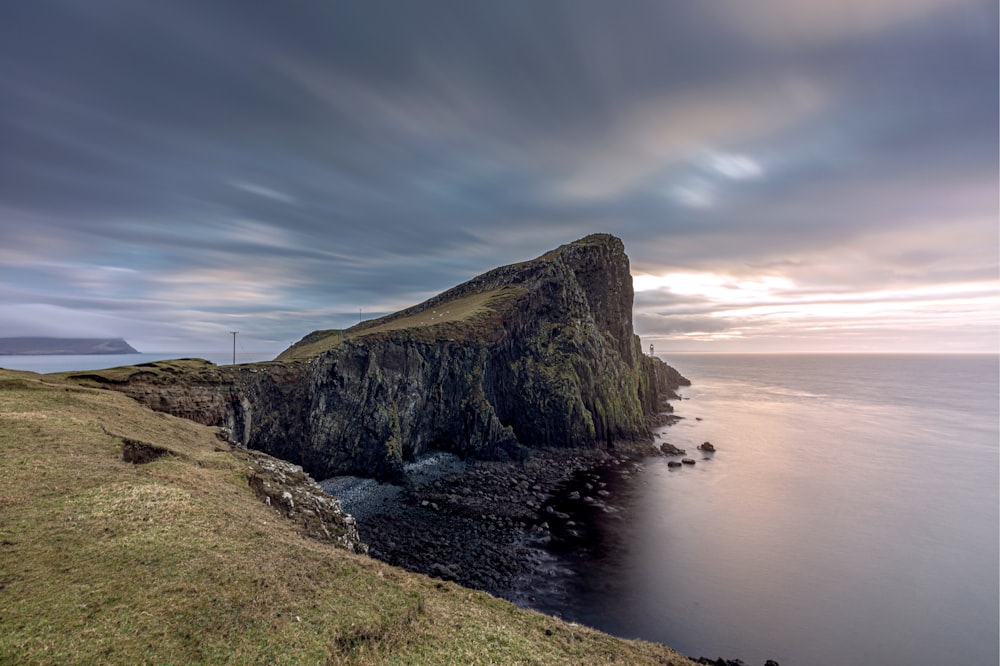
[543,354,999,666]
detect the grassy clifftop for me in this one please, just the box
[0,368,696,665]
[278,286,525,361]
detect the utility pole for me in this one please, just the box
[230,331,238,365]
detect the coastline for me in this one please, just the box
[327,441,772,665]
[324,446,651,600]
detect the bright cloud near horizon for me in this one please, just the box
[0,1,996,355]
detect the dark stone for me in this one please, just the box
[682,458,696,465]
[659,442,687,456]
[667,461,682,468]
[698,441,716,452]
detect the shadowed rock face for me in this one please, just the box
[72,234,688,481]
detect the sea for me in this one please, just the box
[5,351,997,665]
[532,353,999,665]
[0,351,278,374]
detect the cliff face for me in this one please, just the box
[70,234,688,481]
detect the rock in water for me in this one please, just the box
[68,234,689,482]
[660,442,687,455]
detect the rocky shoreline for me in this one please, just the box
[324,437,781,666]
[323,445,651,600]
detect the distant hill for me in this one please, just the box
[0,337,138,355]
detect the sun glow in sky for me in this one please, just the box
[0,1,996,354]
[634,269,999,352]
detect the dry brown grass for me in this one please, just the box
[0,369,697,665]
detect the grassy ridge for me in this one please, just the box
[0,369,696,665]
[278,287,523,360]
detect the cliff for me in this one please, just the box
[0,337,138,355]
[65,234,688,481]
[0,367,698,665]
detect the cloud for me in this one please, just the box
[548,76,827,202]
[702,152,764,181]
[0,1,994,353]
[229,181,297,205]
[707,0,989,49]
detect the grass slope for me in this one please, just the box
[0,369,696,665]
[50,358,229,386]
[278,287,522,361]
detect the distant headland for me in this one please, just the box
[0,337,138,355]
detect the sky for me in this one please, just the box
[1,0,997,355]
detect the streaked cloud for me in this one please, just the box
[229,181,297,205]
[0,1,994,353]
[549,76,826,203]
[702,152,764,181]
[707,0,989,48]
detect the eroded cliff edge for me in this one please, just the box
[66,234,688,482]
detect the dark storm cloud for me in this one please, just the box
[0,0,995,352]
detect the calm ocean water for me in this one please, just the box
[0,351,279,373]
[550,353,999,665]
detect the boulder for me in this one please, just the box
[660,442,687,456]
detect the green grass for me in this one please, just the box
[0,369,697,665]
[279,286,524,360]
[50,357,227,386]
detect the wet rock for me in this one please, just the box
[349,447,645,599]
[698,441,716,452]
[682,458,696,465]
[659,442,687,456]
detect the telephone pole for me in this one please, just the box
[230,331,238,365]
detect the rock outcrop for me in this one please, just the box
[68,234,689,482]
[237,446,366,553]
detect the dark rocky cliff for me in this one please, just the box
[68,234,688,481]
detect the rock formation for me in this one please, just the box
[68,234,688,481]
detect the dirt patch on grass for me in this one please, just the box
[121,438,172,464]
